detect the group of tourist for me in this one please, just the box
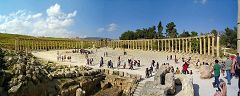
[72,48,92,54]
[145,60,160,78]
[167,55,179,63]
[103,52,108,57]
[86,58,94,65]
[211,53,240,96]
[57,51,72,62]
[127,59,141,70]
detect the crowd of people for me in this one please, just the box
[54,48,240,95]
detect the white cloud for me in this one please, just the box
[0,3,77,38]
[194,0,207,5]
[107,23,118,32]
[97,28,104,32]
[96,23,118,32]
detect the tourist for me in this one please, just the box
[149,66,153,76]
[196,59,200,67]
[129,62,134,70]
[235,53,240,95]
[221,62,225,76]
[107,60,110,68]
[118,56,120,61]
[110,60,113,68]
[123,62,126,69]
[108,60,113,68]
[156,62,159,71]
[182,62,189,74]
[117,59,121,69]
[167,56,169,60]
[145,68,149,78]
[63,55,66,62]
[100,57,103,67]
[134,60,137,66]
[190,70,193,75]
[60,55,63,61]
[137,60,140,67]
[225,55,234,85]
[214,80,227,96]
[171,66,174,73]
[106,52,108,57]
[87,58,90,65]
[170,55,172,60]
[151,60,155,67]
[175,67,180,74]
[188,57,191,62]
[213,60,221,88]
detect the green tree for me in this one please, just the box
[135,29,145,39]
[166,22,178,38]
[179,31,190,37]
[191,31,198,36]
[157,21,164,38]
[210,29,218,37]
[119,31,136,40]
[220,27,237,49]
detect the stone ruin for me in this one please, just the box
[139,65,194,96]
[0,51,140,96]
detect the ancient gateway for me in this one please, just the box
[14,34,220,57]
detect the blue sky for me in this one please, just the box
[0,0,237,39]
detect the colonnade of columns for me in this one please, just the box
[14,38,104,51]
[14,34,220,57]
[108,34,220,57]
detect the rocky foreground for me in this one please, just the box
[0,50,140,96]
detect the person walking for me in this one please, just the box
[213,60,221,88]
[235,53,240,95]
[145,68,149,78]
[100,57,103,67]
[225,55,234,85]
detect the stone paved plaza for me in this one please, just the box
[32,48,239,96]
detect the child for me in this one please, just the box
[175,67,180,74]
[190,70,193,75]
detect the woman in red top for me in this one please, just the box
[182,62,189,74]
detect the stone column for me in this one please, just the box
[204,37,206,55]
[128,40,130,49]
[200,37,202,54]
[164,40,166,51]
[161,40,163,51]
[217,33,220,57]
[157,40,160,51]
[182,39,184,53]
[185,39,188,53]
[178,39,181,53]
[171,39,174,52]
[151,40,153,51]
[208,35,211,55]
[189,38,192,53]
[175,39,177,52]
[147,40,150,51]
[136,40,138,49]
[212,35,215,56]
[168,40,170,52]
